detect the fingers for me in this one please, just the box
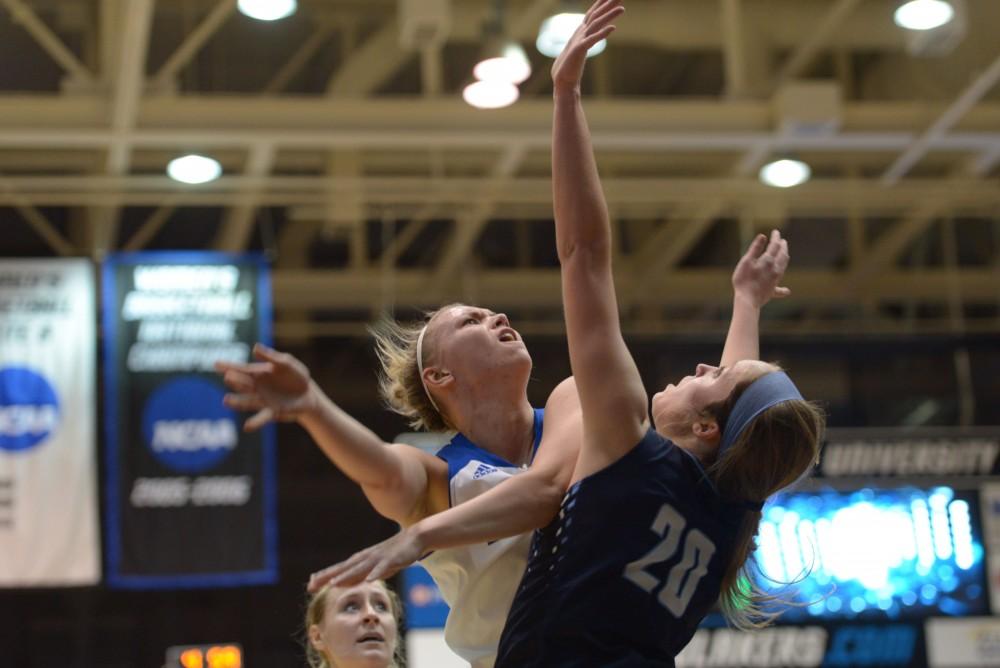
[743,233,767,260]
[244,407,276,431]
[585,5,624,39]
[773,286,792,299]
[221,368,255,393]
[585,0,620,22]
[223,393,264,412]
[775,239,790,273]
[765,229,783,257]
[253,342,284,364]
[308,564,338,594]
[308,551,369,593]
[366,559,397,583]
[580,25,616,50]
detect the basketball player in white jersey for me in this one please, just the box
[217,305,582,667]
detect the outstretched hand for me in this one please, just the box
[308,528,427,593]
[732,229,791,308]
[551,0,624,93]
[215,343,316,431]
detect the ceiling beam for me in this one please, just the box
[215,143,276,251]
[326,20,407,96]
[431,144,528,284]
[0,0,95,86]
[270,267,1000,311]
[4,97,1000,146]
[882,51,1000,185]
[262,24,334,94]
[150,0,237,91]
[1,176,996,211]
[772,0,863,90]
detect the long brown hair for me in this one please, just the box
[703,374,825,629]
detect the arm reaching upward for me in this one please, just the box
[216,343,447,526]
[719,230,791,368]
[551,0,647,482]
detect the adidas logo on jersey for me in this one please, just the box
[473,463,497,480]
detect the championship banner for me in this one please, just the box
[0,259,100,586]
[102,253,276,588]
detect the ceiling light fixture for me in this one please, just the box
[462,80,520,109]
[536,13,607,59]
[893,0,955,31]
[474,41,532,85]
[167,155,223,185]
[758,158,811,189]
[473,1,532,86]
[237,0,297,22]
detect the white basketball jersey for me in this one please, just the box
[419,408,543,668]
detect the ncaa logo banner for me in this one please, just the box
[0,259,100,586]
[102,253,276,588]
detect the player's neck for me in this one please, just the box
[669,432,716,466]
[453,396,535,467]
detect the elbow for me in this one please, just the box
[557,237,611,267]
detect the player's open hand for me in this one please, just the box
[308,527,427,593]
[214,343,316,431]
[731,229,791,308]
[551,0,624,94]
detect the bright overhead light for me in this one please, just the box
[536,13,607,59]
[894,0,955,31]
[474,42,532,85]
[167,155,222,185]
[759,159,811,188]
[237,0,297,22]
[462,80,520,110]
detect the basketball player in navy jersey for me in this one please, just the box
[493,2,824,663]
[314,1,824,665]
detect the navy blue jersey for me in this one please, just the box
[495,428,747,668]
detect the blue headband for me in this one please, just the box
[718,371,802,458]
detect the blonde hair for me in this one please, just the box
[369,305,463,432]
[304,580,405,668]
[704,376,825,630]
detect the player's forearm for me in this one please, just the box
[298,384,407,489]
[720,294,761,367]
[411,471,564,552]
[552,89,612,264]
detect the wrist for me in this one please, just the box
[408,519,433,554]
[553,85,581,102]
[298,381,326,421]
[733,293,762,311]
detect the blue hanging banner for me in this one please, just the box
[102,252,277,588]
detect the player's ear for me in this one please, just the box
[423,366,453,390]
[691,418,720,446]
[308,625,324,651]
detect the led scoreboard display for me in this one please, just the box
[753,486,987,621]
[683,429,1000,668]
[166,643,243,668]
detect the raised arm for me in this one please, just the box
[719,230,791,368]
[552,0,647,480]
[216,343,447,527]
[307,377,584,591]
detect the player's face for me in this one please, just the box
[425,304,532,383]
[651,360,777,436]
[311,582,397,668]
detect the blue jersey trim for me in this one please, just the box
[436,408,544,505]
